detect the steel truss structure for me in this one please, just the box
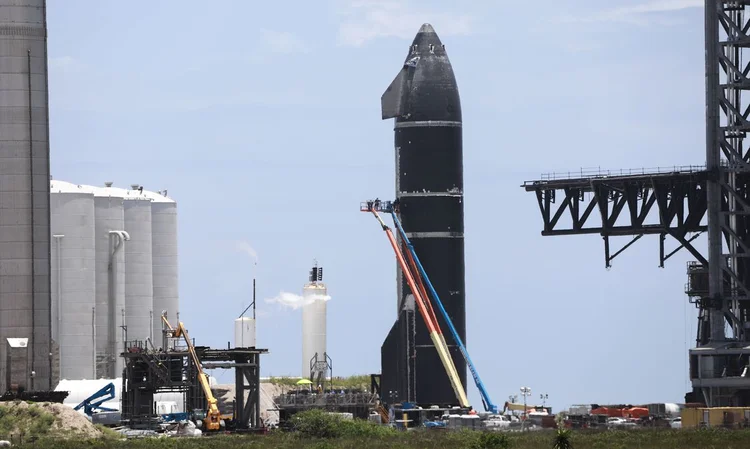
[522,1,750,407]
[120,339,267,430]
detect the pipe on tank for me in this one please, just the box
[52,234,64,373]
[91,306,96,378]
[108,230,130,377]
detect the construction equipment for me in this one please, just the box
[388,206,499,414]
[361,200,470,408]
[74,382,117,417]
[161,313,222,431]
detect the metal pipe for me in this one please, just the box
[108,230,129,377]
[27,48,36,391]
[149,310,153,345]
[92,306,96,378]
[53,234,64,376]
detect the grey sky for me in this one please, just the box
[47,0,705,411]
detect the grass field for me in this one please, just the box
[21,428,750,449]
[7,407,750,449]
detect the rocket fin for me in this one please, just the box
[381,57,419,120]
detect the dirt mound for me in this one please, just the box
[1,401,102,439]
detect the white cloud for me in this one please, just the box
[556,0,702,26]
[265,291,331,310]
[259,28,308,54]
[335,0,474,47]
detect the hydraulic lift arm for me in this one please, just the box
[361,200,470,408]
[390,209,499,413]
[161,313,222,431]
[74,382,117,416]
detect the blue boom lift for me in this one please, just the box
[374,200,499,414]
[74,382,117,417]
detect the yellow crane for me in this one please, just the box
[160,313,221,431]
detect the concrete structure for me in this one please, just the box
[50,180,96,380]
[123,187,153,344]
[93,183,128,379]
[0,0,53,392]
[5,338,30,391]
[141,188,179,346]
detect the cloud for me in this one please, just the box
[265,291,332,310]
[236,240,258,264]
[259,28,308,54]
[555,0,702,26]
[335,0,474,47]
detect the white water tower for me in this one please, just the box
[301,263,328,379]
[235,279,257,348]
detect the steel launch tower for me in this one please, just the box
[523,1,750,407]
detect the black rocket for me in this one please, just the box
[380,23,466,406]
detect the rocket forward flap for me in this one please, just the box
[381,58,418,120]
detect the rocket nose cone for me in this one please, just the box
[418,23,435,34]
[410,22,444,49]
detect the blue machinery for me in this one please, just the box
[74,383,117,417]
[370,200,499,414]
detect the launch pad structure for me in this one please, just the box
[522,2,750,408]
[120,338,267,430]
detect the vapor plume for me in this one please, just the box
[265,291,332,310]
[236,240,259,264]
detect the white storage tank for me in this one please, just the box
[301,264,328,377]
[123,185,154,344]
[93,183,129,378]
[142,188,179,347]
[50,180,96,380]
[234,317,256,348]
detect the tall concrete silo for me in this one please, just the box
[142,189,179,347]
[93,183,128,378]
[50,180,96,380]
[123,186,154,344]
[301,264,329,380]
[0,0,53,391]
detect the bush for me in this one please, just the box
[471,431,511,449]
[291,410,343,439]
[552,427,573,449]
[291,409,397,440]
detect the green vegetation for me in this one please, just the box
[266,374,371,390]
[0,403,55,440]
[6,406,750,448]
[25,427,750,449]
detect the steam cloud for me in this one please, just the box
[236,241,259,264]
[265,291,332,310]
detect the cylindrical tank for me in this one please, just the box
[50,181,96,380]
[234,317,256,348]
[301,282,327,377]
[0,0,53,391]
[142,189,179,347]
[123,187,154,344]
[93,183,128,378]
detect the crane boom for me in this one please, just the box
[389,209,499,413]
[362,201,470,408]
[161,314,222,431]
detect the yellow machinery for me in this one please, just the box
[161,313,222,431]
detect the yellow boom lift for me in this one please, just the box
[160,313,222,431]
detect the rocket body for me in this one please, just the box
[380,24,466,406]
